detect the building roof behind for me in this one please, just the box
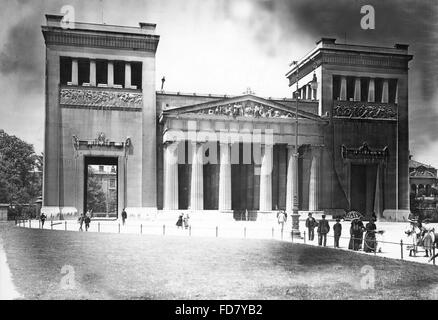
[409,159,436,170]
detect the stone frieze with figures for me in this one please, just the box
[196,102,295,119]
[333,102,397,120]
[60,87,143,109]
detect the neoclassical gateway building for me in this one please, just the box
[41,15,413,221]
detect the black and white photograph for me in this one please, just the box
[0,0,438,307]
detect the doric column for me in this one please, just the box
[125,62,131,88]
[368,78,375,102]
[286,145,297,213]
[107,61,114,87]
[340,76,347,101]
[218,143,231,211]
[163,142,179,210]
[190,142,204,211]
[71,58,78,85]
[259,144,273,211]
[354,78,361,101]
[308,148,321,211]
[395,81,399,104]
[382,79,389,103]
[89,59,96,86]
[306,85,311,100]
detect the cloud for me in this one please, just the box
[0,2,46,93]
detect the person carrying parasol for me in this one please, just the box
[346,211,365,251]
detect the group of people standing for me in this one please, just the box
[305,212,379,252]
[305,213,338,247]
[176,212,190,229]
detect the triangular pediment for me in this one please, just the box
[162,94,323,121]
[410,167,436,178]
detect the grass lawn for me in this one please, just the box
[1,223,438,300]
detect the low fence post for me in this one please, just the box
[65,221,67,231]
[244,227,246,239]
[304,231,306,244]
[433,244,436,266]
[38,220,41,229]
[216,226,218,238]
[51,218,53,230]
[272,227,274,239]
[118,223,121,234]
[291,230,294,243]
[140,224,142,235]
[98,222,100,233]
[400,240,403,260]
[29,219,31,228]
[163,224,165,236]
[189,226,191,237]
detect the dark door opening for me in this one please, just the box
[84,157,118,218]
[350,164,377,218]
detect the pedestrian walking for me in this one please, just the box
[333,218,342,248]
[317,214,330,246]
[176,213,183,229]
[121,208,127,226]
[183,212,190,229]
[78,213,84,231]
[277,210,287,233]
[40,213,47,229]
[84,214,91,232]
[305,212,317,241]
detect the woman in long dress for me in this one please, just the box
[364,218,377,253]
[348,218,365,251]
[405,220,421,257]
[421,225,435,258]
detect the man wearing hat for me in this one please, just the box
[317,214,330,247]
[305,212,317,241]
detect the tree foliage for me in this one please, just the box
[0,130,42,204]
[86,167,107,213]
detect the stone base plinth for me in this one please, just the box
[154,210,235,225]
[41,206,78,219]
[382,209,411,222]
[256,211,277,222]
[125,207,158,221]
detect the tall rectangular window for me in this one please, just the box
[346,76,355,101]
[131,62,142,89]
[113,61,125,87]
[332,75,340,100]
[60,57,72,85]
[375,78,383,103]
[78,59,90,85]
[389,79,398,104]
[360,78,369,102]
[96,60,107,85]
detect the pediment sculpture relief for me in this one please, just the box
[196,101,294,119]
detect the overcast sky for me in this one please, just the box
[0,0,437,167]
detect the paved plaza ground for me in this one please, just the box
[2,218,438,299]
[20,215,438,265]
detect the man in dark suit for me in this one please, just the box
[305,212,317,241]
[317,215,330,247]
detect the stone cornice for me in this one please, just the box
[288,50,411,86]
[321,50,410,70]
[42,26,159,53]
